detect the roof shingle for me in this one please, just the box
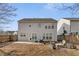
[63,18,79,21]
[18,18,57,23]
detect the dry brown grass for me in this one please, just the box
[0,42,79,56]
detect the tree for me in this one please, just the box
[56,3,79,16]
[0,3,17,31]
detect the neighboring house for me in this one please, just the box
[6,31,18,35]
[18,18,57,42]
[0,31,17,35]
[57,18,79,35]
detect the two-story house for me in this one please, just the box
[18,18,57,42]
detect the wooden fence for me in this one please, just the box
[0,35,17,43]
[65,35,79,44]
[58,34,79,44]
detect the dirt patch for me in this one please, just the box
[0,42,79,56]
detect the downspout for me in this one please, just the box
[70,21,71,43]
[70,21,71,33]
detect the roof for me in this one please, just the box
[18,18,57,23]
[63,18,79,21]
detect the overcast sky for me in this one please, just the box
[3,3,79,31]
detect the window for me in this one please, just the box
[48,26,51,29]
[32,36,35,39]
[43,33,45,40]
[35,36,37,40]
[45,26,47,29]
[29,25,31,27]
[32,36,37,40]
[32,33,37,40]
[45,25,54,29]
[52,25,54,29]
[43,36,45,39]
[43,33,45,36]
[20,34,26,37]
[24,35,26,36]
[46,36,48,39]
[50,33,52,36]
[49,36,52,39]
[38,23,41,28]
[46,33,48,36]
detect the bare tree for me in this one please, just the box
[0,3,16,24]
[56,3,79,17]
[62,4,79,16]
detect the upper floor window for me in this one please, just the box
[52,25,54,29]
[38,23,41,28]
[29,25,31,27]
[45,25,54,29]
[48,26,51,29]
[45,26,47,29]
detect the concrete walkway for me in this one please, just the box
[13,41,42,44]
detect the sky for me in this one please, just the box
[2,3,79,31]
